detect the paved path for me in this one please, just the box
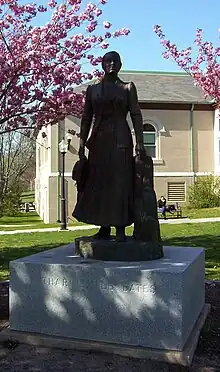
[160,216,220,224]
[0,224,32,227]
[0,216,220,235]
[0,224,97,235]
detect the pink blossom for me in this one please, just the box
[38,5,47,12]
[105,31,111,38]
[48,0,57,8]
[121,27,130,35]
[0,0,130,134]
[101,42,109,49]
[154,25,220,104]
[86,20,98,33]
[103,21,111,29]
[95,8,102,16]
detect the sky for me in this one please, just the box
[102,0,219,72]
[35,0,219,73]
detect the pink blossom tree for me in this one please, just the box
[0,0,129,134]
[154,26,220,105]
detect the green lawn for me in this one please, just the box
[0,222,220,281]
[159,222,220,280]
[0,229,96,281]
[0,212,83,231]
[0,207,220,232]
[160,207,220,220]
[21,191,35,203]
[0,212,42,226]
[182,207,220,219]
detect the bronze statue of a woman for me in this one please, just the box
[72,51,146,242]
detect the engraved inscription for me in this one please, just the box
[100,283,114,292]
[100,282,154,293]
[42,277,72,288]
[42,276,154,294]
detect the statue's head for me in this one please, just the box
[102,51,122,75]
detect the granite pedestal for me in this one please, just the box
[9,244,205,352]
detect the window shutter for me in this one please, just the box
[167,182,186,202]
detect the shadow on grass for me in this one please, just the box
[0,243,64,281]
[163,234,220,280]
[2,233,220,281]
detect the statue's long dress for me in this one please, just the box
[73,80,142,227]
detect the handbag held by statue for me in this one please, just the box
[72,156,89,196]
[133,154,162,247]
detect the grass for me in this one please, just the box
[159,222,220,281]
[0,207,220,232]
[0,229,96,281]
[0,212,83,231]
[159,207,220,220]
[0,212,42,225]
[0,222,220,281]
[180,207,220,219]
[21,191,35,203]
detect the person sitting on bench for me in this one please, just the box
[157,196,167,219]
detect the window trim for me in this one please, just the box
[143,122,161,160]
[131,116,165,164]
[143,125,157,159]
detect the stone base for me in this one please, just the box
[9,244,205,352]
[0,304,210,366]
[75,236,163,261]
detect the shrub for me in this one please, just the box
[187,175,220,209]
[1,184,22,217]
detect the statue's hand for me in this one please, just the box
[78,146,86,160]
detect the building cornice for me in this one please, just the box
[139,102,214,111]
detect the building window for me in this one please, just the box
[167,182,186,202]
[143,123,157,158]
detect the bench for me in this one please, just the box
[174,203,182,218]
[20,202,36,213]
[158,203,182,218]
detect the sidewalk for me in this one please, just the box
[0,216,220,235]
[0,224,97,235]
[159,216,220,224]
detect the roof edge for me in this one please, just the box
[139,100,212,105]
[120,70,188,76]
